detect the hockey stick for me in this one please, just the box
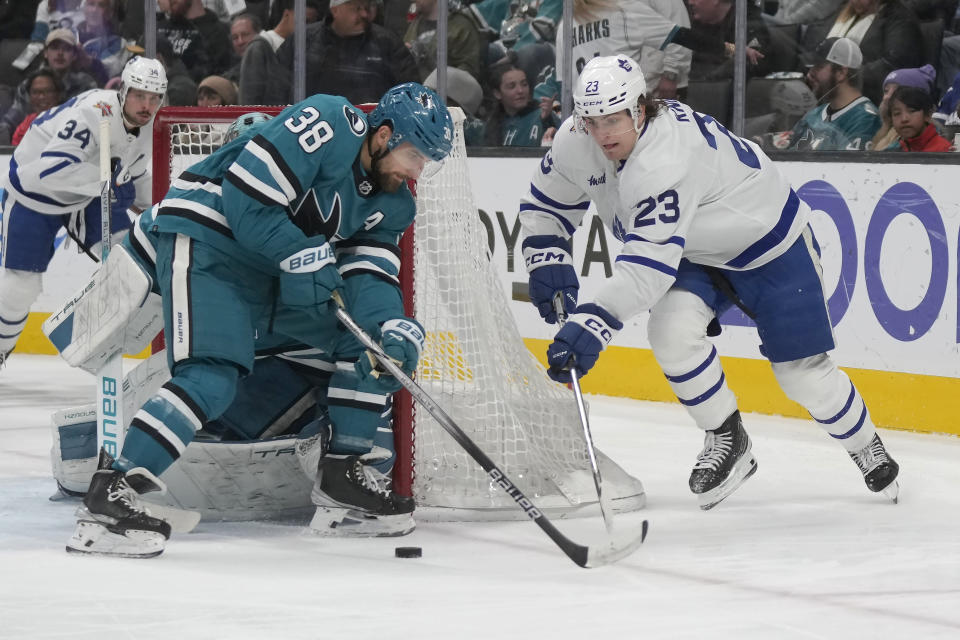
[96,117,125,461]
[552,295,616,535]
[332,293,647,568]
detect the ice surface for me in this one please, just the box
[1,354,958,639]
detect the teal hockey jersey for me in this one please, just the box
[787,96,881,151]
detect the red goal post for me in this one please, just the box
[152,104,646,522]
[151,105,416,497]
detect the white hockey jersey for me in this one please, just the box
[5,89,153,215]
[555,0,692,94]
[519,100,809,323]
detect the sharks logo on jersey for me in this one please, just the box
[290,189,342,240]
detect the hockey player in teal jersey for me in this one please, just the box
[67,84,454,557]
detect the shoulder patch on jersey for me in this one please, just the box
[343,106,367,137]
[93,101,113,117]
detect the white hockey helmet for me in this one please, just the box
[574,55,647,129]
[120,56,168,106]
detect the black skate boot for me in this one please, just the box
[689,411,758,510]
[66,450,172,558]
[310,450,415,537]
[849,434,900,503]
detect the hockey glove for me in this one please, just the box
[110,163,136,218]
[278,239,343,306]
[522,235,578,324]
[546,303,622,383]
[356,317,426,393]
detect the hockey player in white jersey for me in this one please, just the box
[0,56,166,367]
[520,55,899,510]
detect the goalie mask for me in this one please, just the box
[574,55,647,133]
[224,112,273,144]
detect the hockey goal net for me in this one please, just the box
[152,105,645,521]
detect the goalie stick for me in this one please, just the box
[553,295,616,535]
[96,117,125,461]
[332,292,648,568]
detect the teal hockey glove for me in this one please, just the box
[278,240,343,306]
[356,317,426,393]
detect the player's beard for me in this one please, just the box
[370,150,404,193]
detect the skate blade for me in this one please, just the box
[697,454,758,511]
[66,520,166,558]
[309,507,415,538]
[881,480,900,504]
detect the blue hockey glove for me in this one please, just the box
[546,303,622,383]
[522,235,578,324]
[278,240,343,306]
[356,317,426,393]
[110,163,136,217]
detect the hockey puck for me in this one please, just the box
[395,546,422,559]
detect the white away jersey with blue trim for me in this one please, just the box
[5,89,152,215]
[519,100,809,323]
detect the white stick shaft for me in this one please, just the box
[553,295,615,535]
[97,117,124,459]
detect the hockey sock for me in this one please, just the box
[117,361,238,475]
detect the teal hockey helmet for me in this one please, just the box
[224,111,273,143]
[368,83,454,162]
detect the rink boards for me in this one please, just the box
[2,153,958,436]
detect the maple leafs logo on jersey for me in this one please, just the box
[94,101,113,117]
[289,190,342,240]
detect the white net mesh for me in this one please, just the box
[410,110,645,520]
[160,108,645,521]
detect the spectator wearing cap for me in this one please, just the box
[197,75,238,106]
[0,29,99,145]
[424,66,485,145]
[157,0,233,83]
[785,37,881,150]
[889,84,953,151]
[275,0,418,104]
[871,63,936,150]
[404,0,483,83]
[802,0,921,105]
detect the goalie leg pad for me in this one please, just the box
[43,244,161,373]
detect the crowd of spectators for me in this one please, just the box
[1,0,959,151]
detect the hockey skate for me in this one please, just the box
[849,434,900,503]
[310,450,415,537]
[689,411,758,510]
[66,451,171,558]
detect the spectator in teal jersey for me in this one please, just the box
[785,37,881,151]
[483,55,560,146]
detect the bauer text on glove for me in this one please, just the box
[278,239,343,306]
